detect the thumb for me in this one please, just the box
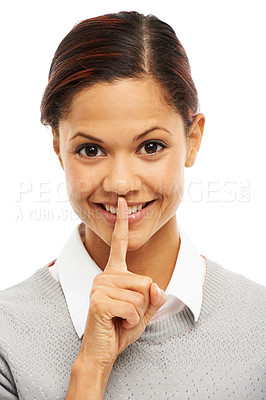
[145,283,167,323]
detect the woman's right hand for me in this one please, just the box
[76,196,167,372]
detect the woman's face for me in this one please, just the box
[54,78,204,251]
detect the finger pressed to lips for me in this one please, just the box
[105,197,129,269]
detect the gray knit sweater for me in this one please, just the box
[0,257,265,399]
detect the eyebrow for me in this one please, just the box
[70,126,173,143]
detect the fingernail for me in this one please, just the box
[155,283,162,299]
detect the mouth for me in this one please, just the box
[94,199,158,224]
[98,200,154,215]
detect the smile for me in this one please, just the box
[101,201,152,215]
[94,199,157,224]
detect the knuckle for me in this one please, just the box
[89,292,100,313]
[143,276,153,288]
[90,286,96,297]
[126,302,136,316]
[90,280,103,296]
[93,273,111,287]
[90,290,106,310]
[135,292,145,308]
[92,285,106,296]
[92,274,103,286]
[90,295,108,316]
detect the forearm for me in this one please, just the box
[65,358,114,400]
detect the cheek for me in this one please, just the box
[64,163,96,202]
[151,156,184,199]
[168,165,184,199]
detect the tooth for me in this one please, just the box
[129,206,138,214]
[103,203,145,214]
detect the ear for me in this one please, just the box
[185,113,205,168]
[52,128,64,170]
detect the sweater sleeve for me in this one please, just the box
[0,354,18,399]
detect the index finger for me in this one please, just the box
[105,197,129,271]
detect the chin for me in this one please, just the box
[126,231,151,251]
[126,241,145,252]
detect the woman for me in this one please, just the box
[0,10,265,400]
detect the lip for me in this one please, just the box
[94,199,158,224]
[96,202,147,207]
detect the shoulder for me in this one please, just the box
[0,266,43,325]
[0,264,47,301]
[205,256,266,321]
[205,256,266,294]
[0,261,67,355]
[0,261,59,329]
[203,256,266,358]
[0,267,41,360]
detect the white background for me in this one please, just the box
[1,0,265,290]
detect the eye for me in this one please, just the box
[74,140,167,159]
[137,140,166,155]
[75,144,105,158]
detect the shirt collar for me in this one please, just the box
[55,221,204,339]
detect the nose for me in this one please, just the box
[102,156,142,196]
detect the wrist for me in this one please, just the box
[67,356,114,400]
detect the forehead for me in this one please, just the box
[59,78,185,139]
[70,78,181,118]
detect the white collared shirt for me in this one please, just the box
[49,221,206,339]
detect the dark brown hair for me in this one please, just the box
[40,11,199,137]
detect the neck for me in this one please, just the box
[83,215,180,291]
